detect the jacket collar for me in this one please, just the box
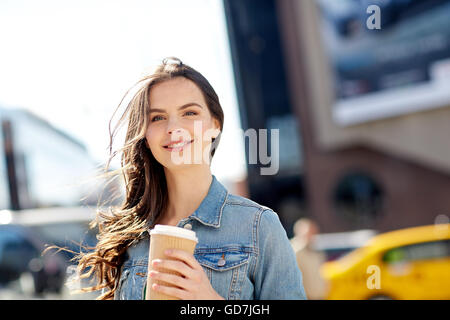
[189,175,228,228]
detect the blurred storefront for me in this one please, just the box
[224,0,450,234]
[0,106,116,211]
[224,0,306,237]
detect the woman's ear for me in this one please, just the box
[213,118,221,132]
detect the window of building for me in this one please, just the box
[333,171,384,227]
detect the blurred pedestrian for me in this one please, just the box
[291,218,327,300]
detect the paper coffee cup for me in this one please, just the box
[146,224,198,300]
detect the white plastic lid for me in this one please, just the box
[150,224,198,243]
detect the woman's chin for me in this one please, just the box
[162,158,208,171]
[154,146,213,169]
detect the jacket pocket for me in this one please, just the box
[195,247,251,300]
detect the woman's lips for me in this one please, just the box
[163,139,193,151]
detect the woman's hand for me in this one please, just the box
[149,249,224,300]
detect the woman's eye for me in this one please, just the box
[151,115,164,122]
[184,111,197,116]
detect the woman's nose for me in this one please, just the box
[166,117,181,134]
[166,119,189,138]
[168,128,184,135]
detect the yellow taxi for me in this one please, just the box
[320,224,450,299]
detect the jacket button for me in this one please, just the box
[184,223,192,230]
[218,256,226,267]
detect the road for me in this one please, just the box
[0,273,99,300]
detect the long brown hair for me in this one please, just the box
[74,57,224,299]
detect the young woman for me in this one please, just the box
[76,57,307,300]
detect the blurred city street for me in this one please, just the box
[0,276,97,300]
[1,0,450,300]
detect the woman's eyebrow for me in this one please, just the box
[149,102,203,113]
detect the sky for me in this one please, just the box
[0,0,247,183]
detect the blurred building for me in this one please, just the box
[0,106,114,211]
[224,0,450,234]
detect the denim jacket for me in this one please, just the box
[114,175,307,300]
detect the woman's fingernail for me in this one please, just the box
[165,249,172,255]
[152,259,161,265]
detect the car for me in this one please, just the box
[9,206,98,259]
[0,206,99,298]
[320,224,450,300]
[0,223,67,295]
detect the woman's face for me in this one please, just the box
[145,77,220,170]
